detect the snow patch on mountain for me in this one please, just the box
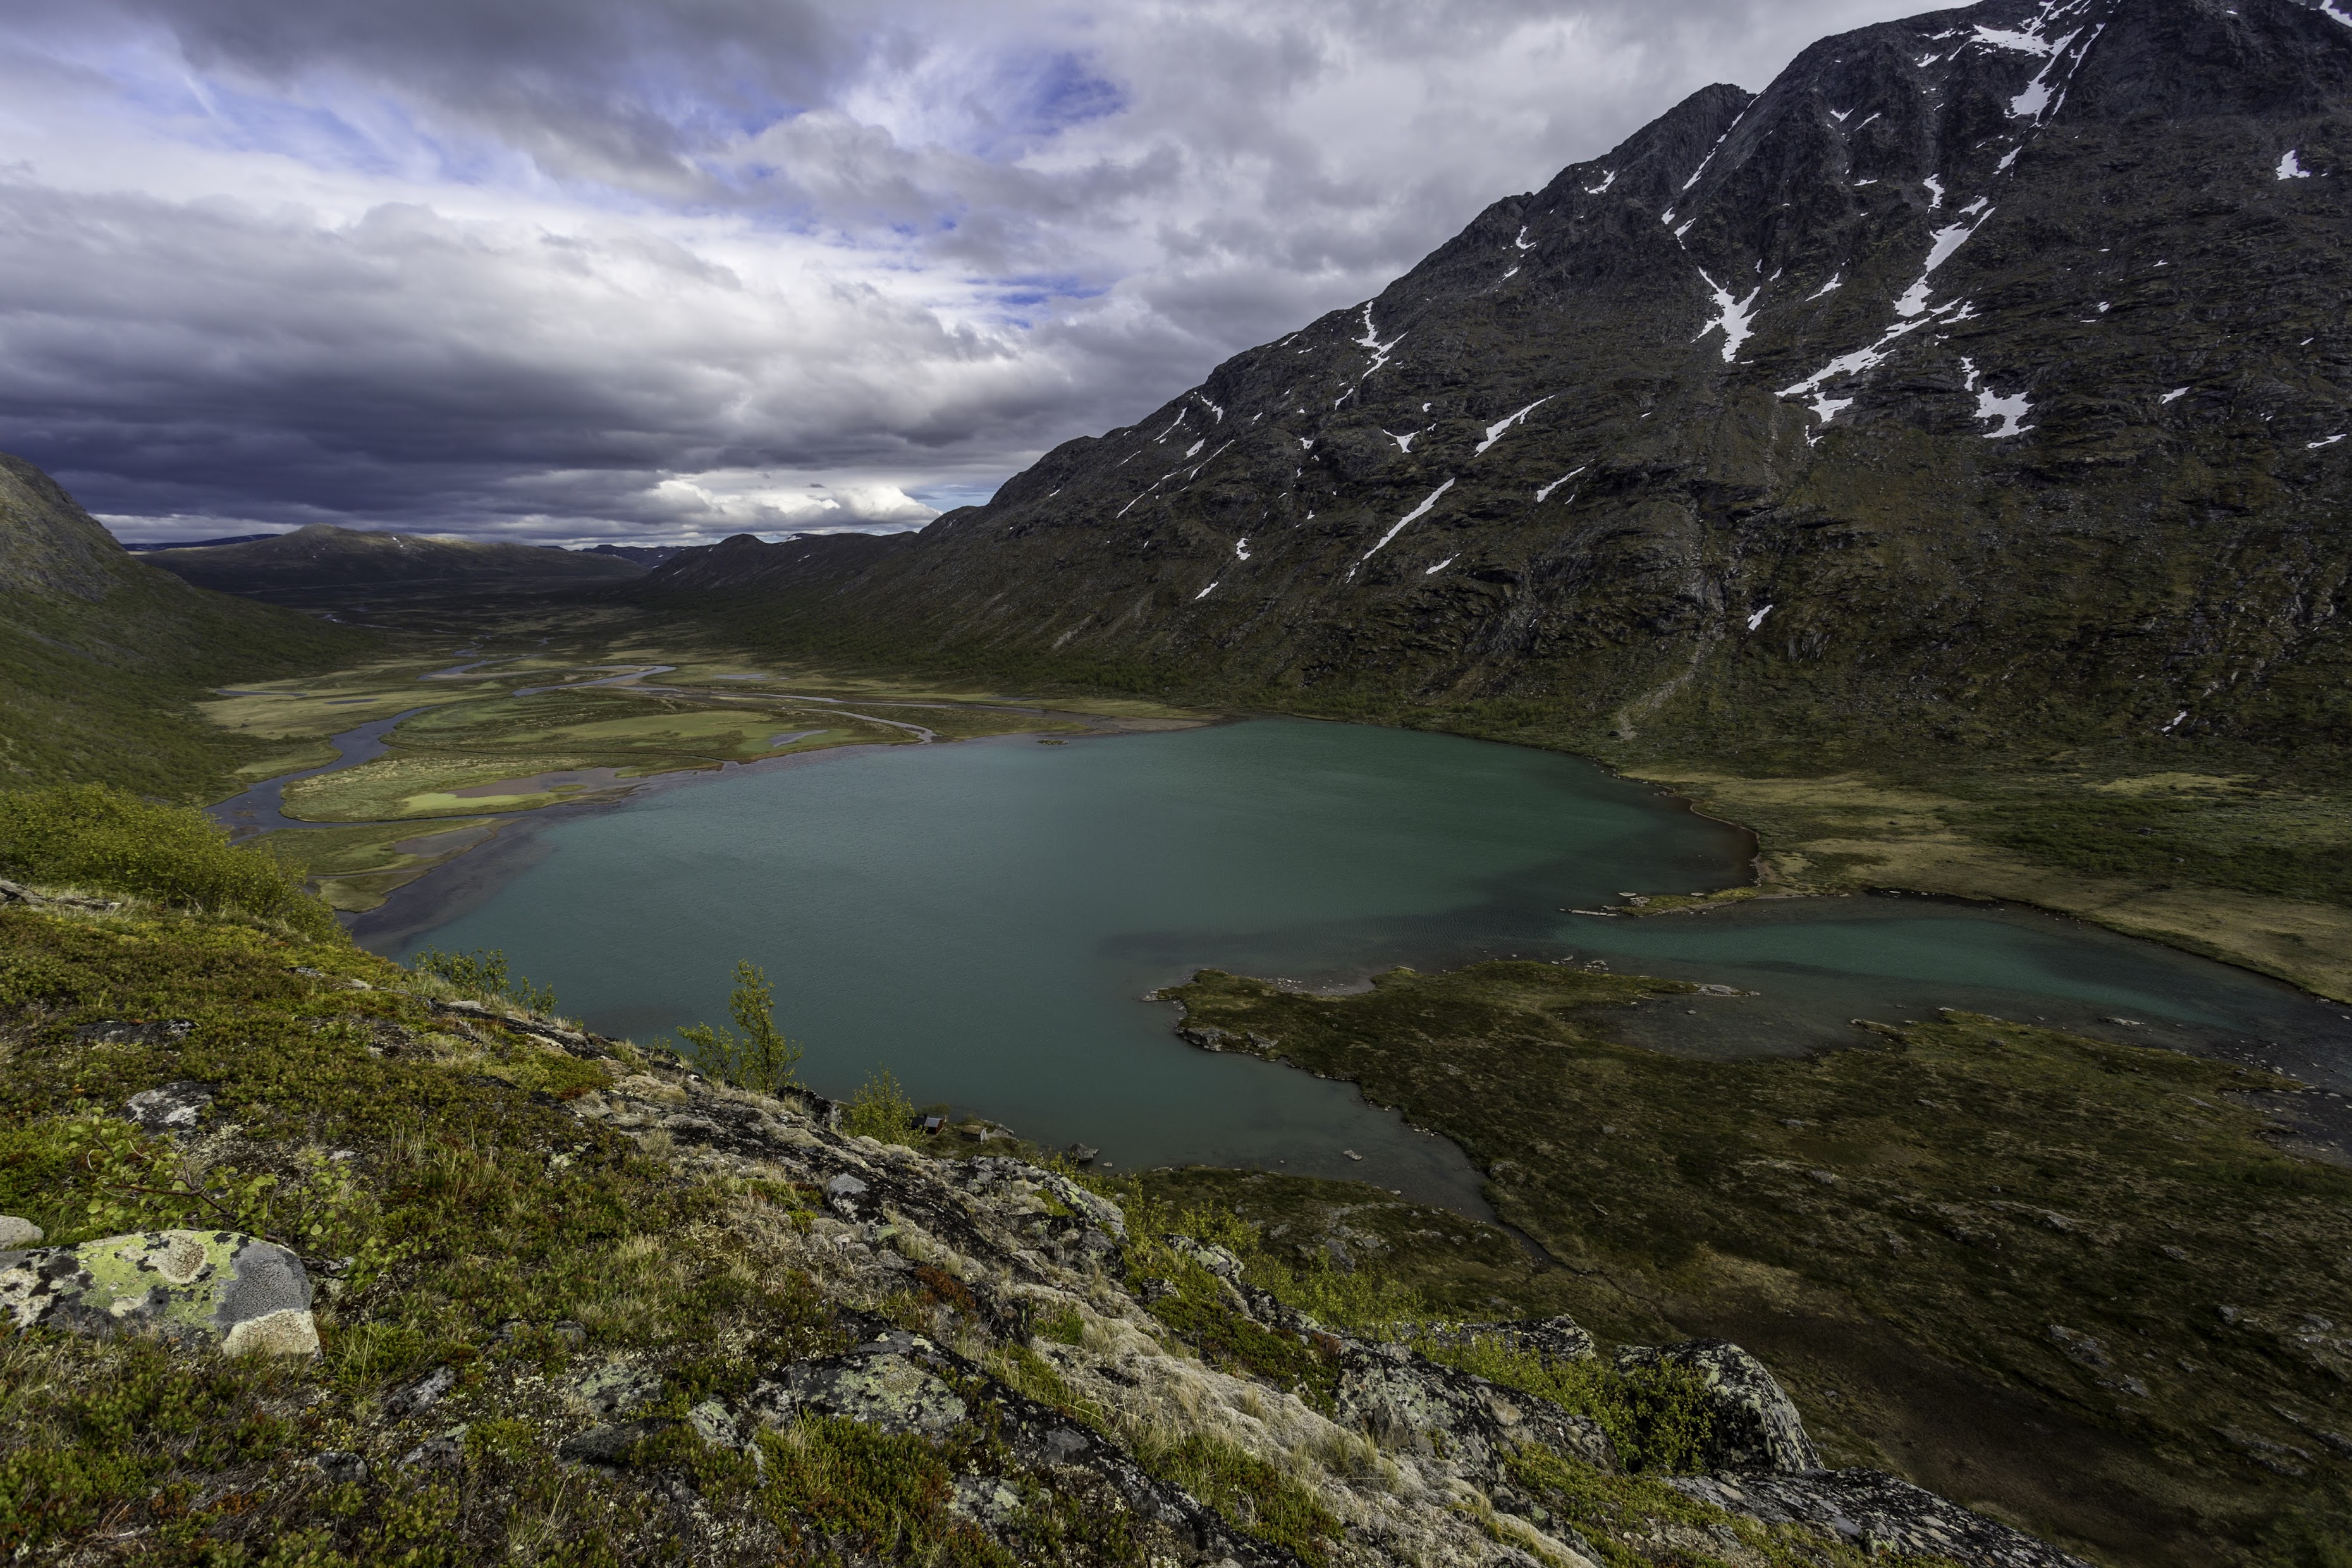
[1976,385,2033,438]
[1356,479,1456,572]
[1696,271,1763,362]
[1536,468,1583,503]
[2279,150,2313,180]
[1475,399,1552,456]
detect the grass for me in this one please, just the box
[249,819,500,913]
[1160,959,2352,1567]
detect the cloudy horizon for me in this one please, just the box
[0,0,1921,548]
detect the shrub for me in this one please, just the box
[411,945,558,1015]
[677,960,802,1093]
[844,1069,917,1144]
[0,783,338,939]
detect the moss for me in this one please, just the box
[1134,1430,1340,1567]
[754,1415,1015,1567]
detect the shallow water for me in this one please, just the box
[357,718,2352,1206]
[208,710,427,838]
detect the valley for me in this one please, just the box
[6,0,2352,1563]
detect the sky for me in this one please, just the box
[0,0,1923,547]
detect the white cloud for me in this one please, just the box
[0,0,1920,543]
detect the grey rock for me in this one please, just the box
[558,1419,678,1468]
[568,1361,661,1418]
[0,1216,43,1250]
[1421,1313,1598,1364]
[751,1342,970,1438]
[396,1434,465,1472]
[384,1366,456,1418]
[1615,1338,1820,1472]
[123,1081,212,1132]
[1337,1338,1619,1477]
[312,1452,369,1486]
[0,1229,317,1356]
[1671,1469,2094,1568]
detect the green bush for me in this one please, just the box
[0,783,338,939]
[844,1069,917,1144]
[411,946,558,1015]
[676,960,802,1093]
[1419,1333,1715,1473]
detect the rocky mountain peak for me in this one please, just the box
[644,0,2352,759]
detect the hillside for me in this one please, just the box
[0,804,2234,1568]
[0,456,367,800]
[634,0,2352,758]
[152,523,647,596]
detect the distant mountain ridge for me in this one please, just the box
[152,522,646,594]
[636,0,2352,767]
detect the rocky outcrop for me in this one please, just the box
[537,1026,2079,1567]
[0,1229,318,1356]
[1670,1469,2094,1568]
[1614,1338,1822,1472]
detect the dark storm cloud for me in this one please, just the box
[0,0,1923,543]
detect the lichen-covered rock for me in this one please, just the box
[0,1215,42,1249]
[0,1229,317,1356]
[1421,1313,1598,1364]
[1335,1338,1620,1476]
[1670,1469,2095,1567]
[123,1081,214,1132]
[1615,1337,1820,1471]
[749,1330,971,1438]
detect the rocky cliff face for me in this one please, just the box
[643,0,2352,761]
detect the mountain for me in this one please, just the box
[0,455,365,798]
[120,533,276,552]
[573,542,682,566]
[636,0,2352,768]
[151,522,648,596]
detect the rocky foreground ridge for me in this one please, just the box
[635,0,2352,763]
[0,885,2090,1567]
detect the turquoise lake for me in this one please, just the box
[357,718,2352,1209]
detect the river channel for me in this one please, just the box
[340,718,2352,1210]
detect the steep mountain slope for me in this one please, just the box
[153,522,646,596]
[640,0,2352,766]
[0,455,365,799]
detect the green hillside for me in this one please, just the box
[0,456,371,801]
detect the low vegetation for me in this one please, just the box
[0,800,1988,1568]
[1161,960,2352,1567]
[0,784,338,939]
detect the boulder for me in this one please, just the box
[1336,1339,1620,1476]
[123,1082,214,1133]
[749,1330,969,1438]
[1614,1338,1820,1471]
[0,1216,42,1249]
[0,1229,318,1356]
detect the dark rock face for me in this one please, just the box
[644,0,2352,757]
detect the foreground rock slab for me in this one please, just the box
[0,1228,319,1356]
